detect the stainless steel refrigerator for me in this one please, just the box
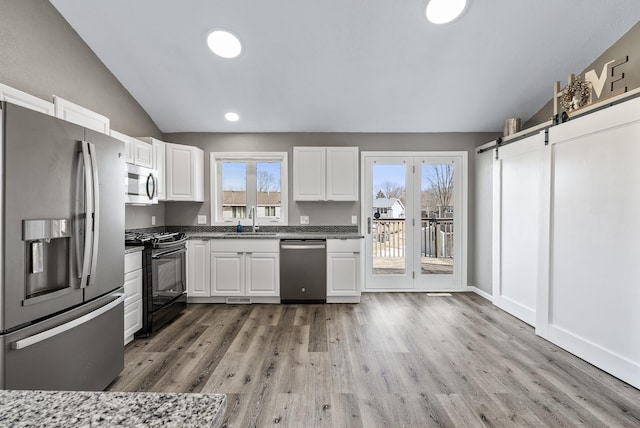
[0,102,125,390]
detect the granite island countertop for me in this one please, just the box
[0,390,226,427]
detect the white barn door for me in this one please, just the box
[492,131,546,326]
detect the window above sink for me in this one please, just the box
[211,152,288,226]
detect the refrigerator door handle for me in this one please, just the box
[11,293,125,350]
[75,152,85,279]
[88,142,100,286]
[79,141,94,289]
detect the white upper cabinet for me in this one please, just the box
[53,96,110,134]
[165,142,204,202]
[293,147,326,200]
[152,139,166,201]
[326,147,359,201]
[0,83,54,116]
[293,146,358,201]
[138,137,166,200]
[133,140,153,168]
[111,131,153,168]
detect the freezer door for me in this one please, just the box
[0,291,124,391]
[83,129,125,302]
[1,103,85,331]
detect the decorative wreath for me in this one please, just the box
[561,76,592,111]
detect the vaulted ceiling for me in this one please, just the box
[50,1,640,133]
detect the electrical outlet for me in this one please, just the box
[351,216,358,225]
[151,215,156,226]
[197,215,207,224]
[300,216,309,225]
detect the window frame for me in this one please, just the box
[210,152,288,226]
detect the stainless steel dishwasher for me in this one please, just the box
[280,239,326,303]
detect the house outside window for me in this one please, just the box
[211,152,288,225]
[372,197,405,219]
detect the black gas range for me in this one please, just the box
[125,231,187,337]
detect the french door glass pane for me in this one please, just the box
[420,163,454,275]
[372,163,406,275]
[222,162,247,220]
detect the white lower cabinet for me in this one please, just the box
[245,253,279,296]
[210,252,243,296]
[327,239,362,303]
[123,251,143,345]
[209,251,279,297]
[186,239,210,297]
[186,238,361,303]
[211,240,279,300]
[187,239,279,303]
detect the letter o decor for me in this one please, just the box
[561,76,592,112]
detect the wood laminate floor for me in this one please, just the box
[108,293,640,427]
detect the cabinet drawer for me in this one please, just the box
[211,239,279,253]
[326,239,361,253]
[124,299,142,342]
[123,269,143,306]
[124,251,142,274]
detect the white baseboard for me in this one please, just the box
[467,286,493,302]
[495,295,536,327]
[547,324,640,390]
[187,296,281,304]
[327,295,361,303]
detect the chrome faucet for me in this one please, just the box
[248,205,257,232]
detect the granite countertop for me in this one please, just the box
[0,390,226,427]
[186,232,364,240]
[125,245,144,254]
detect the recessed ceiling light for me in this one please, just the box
[426,0,467,24]
[207,30,242,59]
[225,112,240,122]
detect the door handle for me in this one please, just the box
[146,173,156,199]
[12,293,125,350]
[280,245,325,250]
[367,217,372,234]
[80,142,93,289]
[88,142,100,286]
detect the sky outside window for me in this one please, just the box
[222,162,247,191]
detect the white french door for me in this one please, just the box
[362,152,467,291]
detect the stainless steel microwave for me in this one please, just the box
[125,163,158,205]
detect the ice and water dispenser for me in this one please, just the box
[22,219,72,301]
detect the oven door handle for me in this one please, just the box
[152,247,187,259]
[154,236,189,248]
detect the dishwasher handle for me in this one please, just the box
[281,244,326,250]
[280,240,326,250]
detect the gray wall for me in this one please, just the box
[473,146,495,294]
[0,0,165,230]
[165,131,499,287]
[164,132,497,225]
[526,21,640,128]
